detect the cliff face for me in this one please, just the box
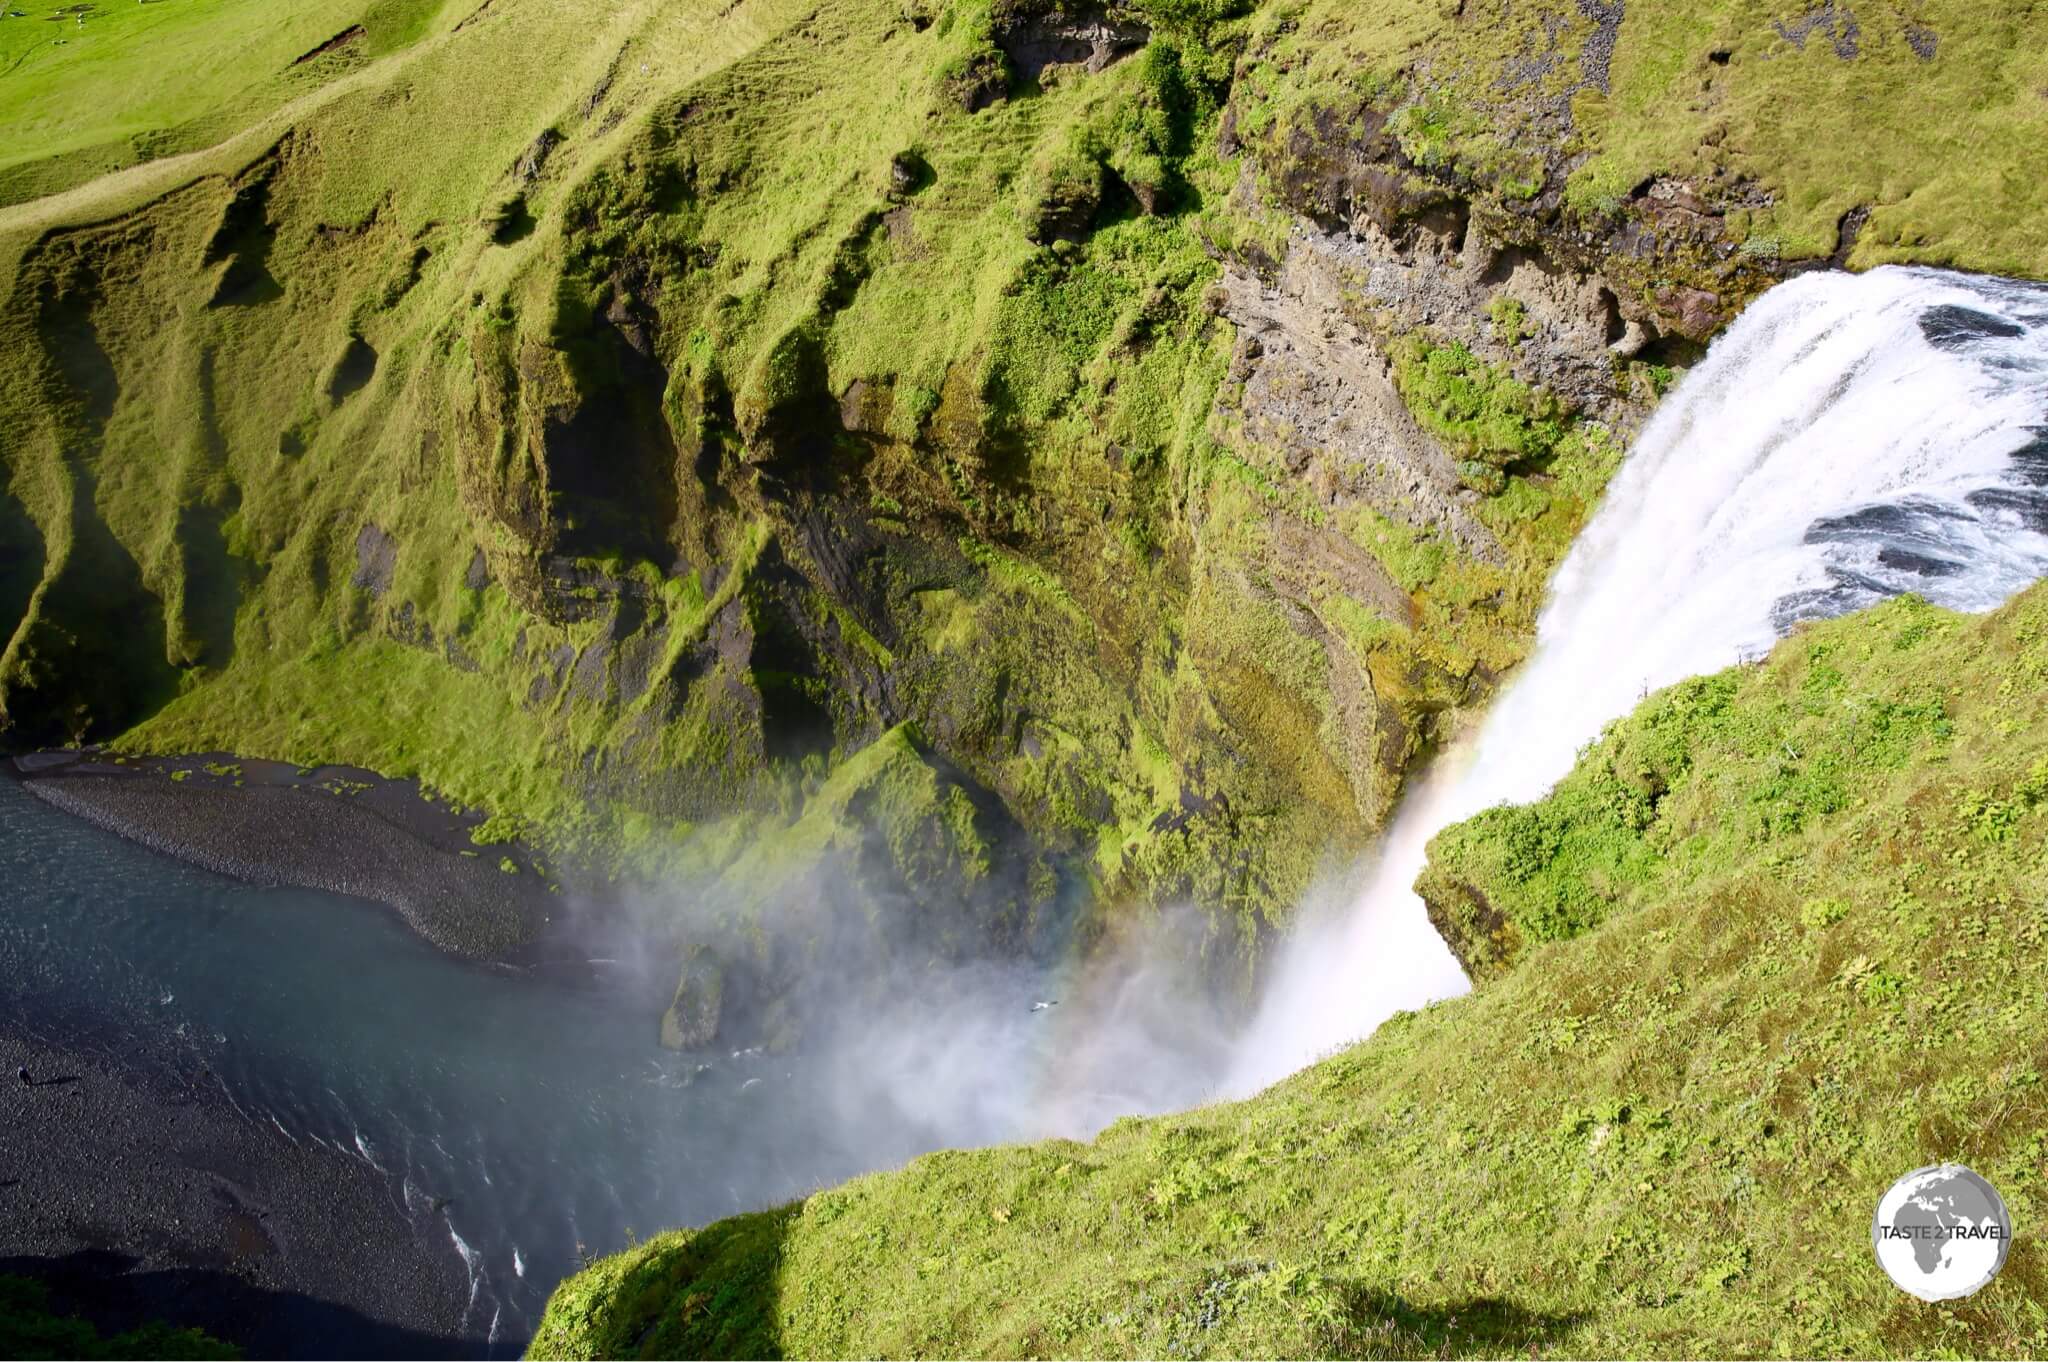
[2,0,2045,1027]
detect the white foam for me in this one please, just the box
[352,1129,386,1172]
[448,1221,482,1310]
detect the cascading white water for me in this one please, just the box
[1225,265,2048,1094]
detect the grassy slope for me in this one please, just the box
[533,583,2048,1358]
[0,0,2045,1350]
[1586,2,2048,271]
[1,0,2044,905]
[0,0,449,204]
[70,0,1301,890]
[0,0,826,826]
[1418,593,1993,978]
[1,0,1468,942]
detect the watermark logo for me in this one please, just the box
[1873,1163,2012,1302]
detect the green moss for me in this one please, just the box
[701,725,992,915]
[1237,0,2048,279]
[1389,336,1567,491]
[528,1209,794,1361]
[1419,594,1982,978]
[1588,2,2048,274]
[470,811,525,846]
[1483,293,1528,347]
[1322,407,1620,730]
[3,0,2043,1035]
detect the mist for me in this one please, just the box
[633,265,2048,1173]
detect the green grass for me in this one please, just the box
[1586,3,2048,273]
[533,582,2048,1359]
[1418,595,1981,977]
[0,0,449,205]
[0,0,1392,943]
[1229,0,2048,297]
[4,0,2044,911]
[2,0,2047,1352]
[1389,334,1568,493]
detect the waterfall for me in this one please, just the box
[1224,265,2048,1095]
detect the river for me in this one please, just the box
[0,774,960,1353]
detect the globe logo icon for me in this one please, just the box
[1873,1164,2013,1301]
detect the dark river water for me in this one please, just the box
[0,776,987,1353]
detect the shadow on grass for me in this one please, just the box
[0,1250,471,1360]
[1336,1285,1588,1358]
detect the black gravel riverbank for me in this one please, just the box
[0,751,656,1356]
[0,1024,476,1359]
[10,751,560,961]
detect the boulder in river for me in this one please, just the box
[660,944,725,1051]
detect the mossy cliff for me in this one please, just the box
[533,582,2048,1360]
[3,0,2046,1033]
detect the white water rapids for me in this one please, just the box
[1223,264,2048,1094]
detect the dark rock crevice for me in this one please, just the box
[541,277,686,564]
[290,23,366,66]
[203,150,287,308]
[2,247,178,748]
[994,6,1149,83]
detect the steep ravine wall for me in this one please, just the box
[1,0,2044,1046]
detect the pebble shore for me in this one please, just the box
[2,750,597,1356]
[14,751,557,960]
[0,1025,476,1358]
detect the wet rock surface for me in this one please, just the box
[995,6,1149,80]
[350,524,398,596]
[1214,232,1498,562]
[1214,209,1657,556]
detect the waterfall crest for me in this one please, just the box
[1225,266,2048,1094]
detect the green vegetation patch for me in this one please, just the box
[0,0,1388,949]
[1419,592,1982,977]
[0,0,450,205]
[1229,0,2048,318]
[5,0,2047,1055]
[0,1275,237,1360]
[1389,335,1568,494]
[1585,2,2048,274]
